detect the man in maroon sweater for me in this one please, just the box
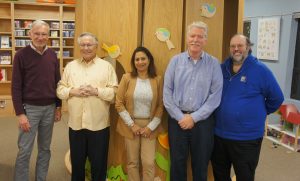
[11,20,62,181]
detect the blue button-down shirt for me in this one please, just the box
[163,51,223,122]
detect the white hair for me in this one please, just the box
[31,20,50,31]
[187,21,208,38]
[77,32,99,45]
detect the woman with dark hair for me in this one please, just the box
[115,46,163,181]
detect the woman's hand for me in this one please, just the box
[140,127,152,138]
[131,124,141,136]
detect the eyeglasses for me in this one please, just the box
[230,44,245,49]
[79,44,96,49]
[33,32,48,37]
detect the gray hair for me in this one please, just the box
[187,21,208,38]
[231,34,254,47]
[31,20,50,31]
[77,32,99,45]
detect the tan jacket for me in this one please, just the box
[115,73,164,139]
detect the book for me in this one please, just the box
[63,50,70,57]
[0,69,2,81]
[0,69,6,81]
[62,31,70,37]
[15,20,21,29]
[50,30,59,37]
[50,22,60,29]
[15,30,26,36]
[15,39,31,47]
[51,40,60,47]
[0,52,12,65]
[0,36,10,48]
[24,20,33,29]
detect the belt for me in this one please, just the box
[181,110,194,114]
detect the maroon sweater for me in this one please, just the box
[12,45,62,115]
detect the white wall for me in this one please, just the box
[244,0,300,107]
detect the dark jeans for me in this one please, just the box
[211,135,263,181]
[69,127,110,181]
[168,115,214,181]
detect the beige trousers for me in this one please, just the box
[124,119,156,181]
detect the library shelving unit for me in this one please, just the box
[266,104,300,152]
[0,1,75,116]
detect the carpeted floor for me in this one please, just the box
[1,114,300,181]
[0,114,70,181]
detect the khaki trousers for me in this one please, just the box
[124,119,156,181]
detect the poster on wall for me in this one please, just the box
[257,17,280,61]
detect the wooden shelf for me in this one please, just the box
[0,17,10,20]
[268,124,282,132]
[15,36,29,38]
[0,95,11,99]
[0,48,12,51]
[15,18,61,21]
[267,112,300,152]
[266,136,300,151]
[0,1,75,116]
[0,81,11,84]
[0,65,12,68]
[0,32,11,34]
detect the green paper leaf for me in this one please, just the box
[85,159,91,180]
[107,165,128,181]
[155,152,168,171]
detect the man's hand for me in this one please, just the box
[18,114,31,132]
[140,127,152,138]
[83,85,98,96]
[55,107,62,122]
[178,114,195,130]
[69,87,89,97]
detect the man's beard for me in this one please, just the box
[232,54,245,65]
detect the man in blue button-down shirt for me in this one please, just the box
[163,21,223,181]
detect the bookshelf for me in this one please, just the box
[0,1,75,116]
[266,105,300,152]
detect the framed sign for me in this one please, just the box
[257,17,281,61]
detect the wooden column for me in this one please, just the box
[74,0,142,71]
[185,0,225,62]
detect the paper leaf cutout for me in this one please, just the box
[85,159,91,180]
[107,165,128,181]
[155,151,170,181]
[155,152,168,171]
[158,132,169,150]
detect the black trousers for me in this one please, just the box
[211,135,263,181]
[168,115,214,181]
[69,127,110,181]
